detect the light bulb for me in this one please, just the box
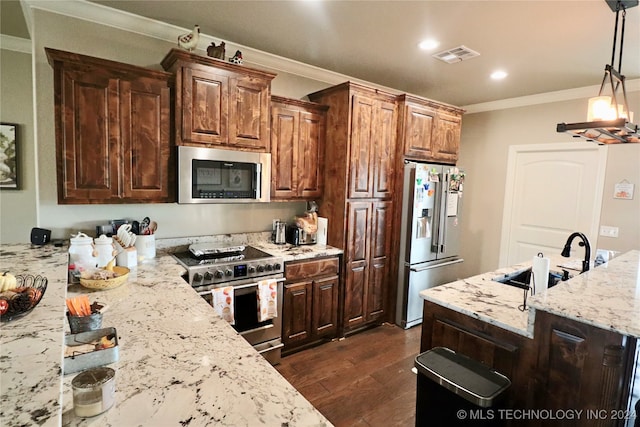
[587,96,617,121]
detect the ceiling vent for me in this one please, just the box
[433,45,480,64]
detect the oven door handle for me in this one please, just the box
[196,277,285,295]
[240,324,274,335]
[257,342,284,355]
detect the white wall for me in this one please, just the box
[0,48,37,244]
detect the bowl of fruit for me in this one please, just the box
[0,272,48,322]
[79,261,129,290]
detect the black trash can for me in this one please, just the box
[415,347,511,427]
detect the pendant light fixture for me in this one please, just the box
[557,0,639,144]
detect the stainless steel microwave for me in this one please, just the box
[177,146,271,204]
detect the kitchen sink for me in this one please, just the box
[492,268,572,290]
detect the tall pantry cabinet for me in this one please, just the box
[308,82,398,333]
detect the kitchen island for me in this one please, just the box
[0,239,336,427]
[419,250,640,426]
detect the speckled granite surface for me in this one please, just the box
[156,231,343,262]
[528,249,640,338]
[0,239,333,427]
[420,250,640,340]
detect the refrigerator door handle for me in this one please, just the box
[410,258,464,272]
[436,171,450,253]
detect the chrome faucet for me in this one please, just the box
[561,232,591,273]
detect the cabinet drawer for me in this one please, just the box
[286,257,340,281]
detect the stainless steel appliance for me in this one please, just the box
[396,161,465,329]
[172,244,284,364]
[177,146,271,204]
[285,224,317,245]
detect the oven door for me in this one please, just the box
[197,273,284,363]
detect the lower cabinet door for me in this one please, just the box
[312,275,339,337]
[282,281,312,345]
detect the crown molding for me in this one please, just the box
[21,0,639,113]
[21,0,355,87]
[0,34,31,54]
[463,79,640,114]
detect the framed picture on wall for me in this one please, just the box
[0,123,18,189]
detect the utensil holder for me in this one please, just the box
[67,312,103,334]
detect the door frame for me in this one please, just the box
[498,142,608,267]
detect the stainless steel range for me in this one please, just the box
[172,243,285,364]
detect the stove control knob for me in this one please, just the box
[273,263,282,271]
[193,273,203,283]
[203,271,213,281]
[248,266,256,274]
[225,269,233,277]
[257,265,265,273]
[214,270,224,279]
[266,264,273,271]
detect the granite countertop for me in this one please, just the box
[0,239,334,427]
[420,250,640,340]
[528,249,640,338]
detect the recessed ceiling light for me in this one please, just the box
[418,39,439,51]
[491,70,508,80]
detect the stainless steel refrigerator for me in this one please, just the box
[395,161,465,329]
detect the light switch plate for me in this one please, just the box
[599,225,619,238]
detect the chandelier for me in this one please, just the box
[556,0,639,144]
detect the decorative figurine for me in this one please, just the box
[207,41,226,60]
[178,25,200,52]
[229,50,243,65]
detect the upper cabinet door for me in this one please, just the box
[271,103,299,199]
[433,111,461,164]
[270,97,327,201]
[402,102,436,160]
[298,110,325,199]
[57,68,120,203]
[229,75,271,151]
[182,66,228,145]
[120,78,173,201]
[349,94,375,199]
[372,100,398,199]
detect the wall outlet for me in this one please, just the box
[272,219,281,231]
[599,225,619,238]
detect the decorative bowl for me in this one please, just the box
[0,274,48,322]
[79,267,129,290]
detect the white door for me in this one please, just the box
[499,143,607,267]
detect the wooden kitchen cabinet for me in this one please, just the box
[161,48,275,152]
[421,301,637,426]
[308,82,398,334]
[398,94,464,164]
[282,256,340,354]
[270,96,328,200]
[344,200,392,330]
[46,48,174,204]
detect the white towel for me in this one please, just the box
[212,286,234,325]
[257,279,278,322]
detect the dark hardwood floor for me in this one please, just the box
[276,323,422,426]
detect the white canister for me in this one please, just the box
[69,232,98,272]
[114,240,137,268]
[94,234,116,268]
[317,217,328,246]
[134,234,156,262]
